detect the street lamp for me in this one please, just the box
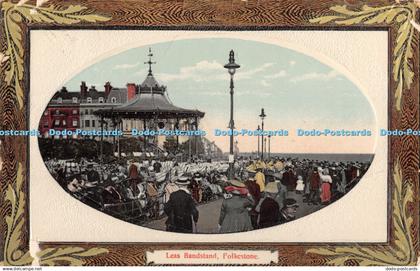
[224,50,240,180]
[264,137,267,157]
[259,108,266,160]
[268,134,271,159]
[257,125,260,159]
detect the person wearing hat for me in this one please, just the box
[86,163,100,183]
[125,175,147,210]
[189,176,201,203]
[303,162,314,199]
[164,177,199,233]
[255,168,265,192]
[274,159,284,171]
[279,198,299,224]
[335,165,346,195]
[274,174,288,210]
[329,167,339,196]
[257,182,281,229]
[164,175,179,203]
[218,180,254,233]
[128,159,140,181]
[244,177,261,204]
[244,177,261,229]
[308,166,321,205]
[319,168,333,205]
[146,176,159,219]
[283,166,297,192]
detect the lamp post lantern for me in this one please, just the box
[224,50,240,180]
[259,108,266,161]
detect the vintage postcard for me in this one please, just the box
[0,0,418,267]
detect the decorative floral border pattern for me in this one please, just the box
[306,159,416,265]
[0,163,109,266]
[1,0,110,108]
[306,1,418,265]
[0,163,33,266]
[1,0,110,266]
[310,1,418,111]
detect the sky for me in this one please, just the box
[64,38,376,154]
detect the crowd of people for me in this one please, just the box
[45,157,229,224]
[44,155,371,233]
[242,157,371,206]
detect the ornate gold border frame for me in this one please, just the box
[0,0,418,266]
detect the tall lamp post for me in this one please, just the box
[224,50,240,180]
[268,134,271,159]
[264,138,267,157]
[259,108,266,161]
[257,125,260,159]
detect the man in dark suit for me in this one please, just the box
[164,177,199,233]
[308,168,320,205]
[258,182,280,229]
[282,166,297,191]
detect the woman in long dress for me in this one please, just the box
[218,180,254,233]
[319,168,333,204]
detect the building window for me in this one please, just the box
[111,97,117,103]
[87,97,92,103]
[44,111,48,116]
[85,109,89,114]
[54,119,60,126]
[85,120,90,127]
[98,97,104,103]
[72,109,77,115]
[72,97,78,103]
[55,110,60,115]
[73,120,78,127]
[43,121,48,128]
[57,98,62,103]
[62,120,66,126]
[90,109,94,114]
[92,120,96,127]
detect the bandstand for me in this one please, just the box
[96,49,205,160]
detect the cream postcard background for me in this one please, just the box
[30,30,388,243]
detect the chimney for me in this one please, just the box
[127,83,137,101]
[80,81,87,97]
[104,82,112,97]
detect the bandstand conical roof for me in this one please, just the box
[96,49,205,120]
